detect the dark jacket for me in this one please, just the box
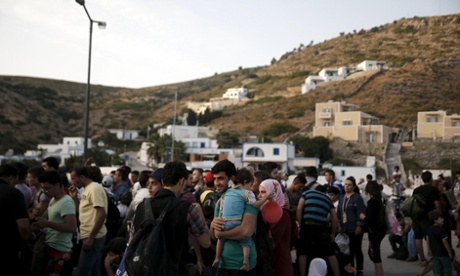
[337,193,366,232]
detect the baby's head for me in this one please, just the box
[235,168,254,189]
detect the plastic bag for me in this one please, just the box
[335,233,350,255]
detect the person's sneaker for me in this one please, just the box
[387,252,397,258]
[406,256,418,262]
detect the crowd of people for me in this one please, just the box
[3,157,460,276]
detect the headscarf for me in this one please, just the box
[308,258,327,276]
[260,179,285,207]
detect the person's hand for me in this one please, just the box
[34,217,49,228]
[355,226,363,235]
[69,185,78,199]
[211,217,225,238]
[83,237,94,251]
[104,251,119,267]
[211,217,225,231]
[359,213,366,220]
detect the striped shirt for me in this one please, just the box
[300,190,333,224]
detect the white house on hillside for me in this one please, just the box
[301,67,347,94]
[301,60,388,94]
[108,129,140,140]
[186,87,247,114]
[356,60,387,71]
[159,125,209,140]
[222,87,248,100]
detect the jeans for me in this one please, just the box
[76,236,106,276]
[388,233,407,251]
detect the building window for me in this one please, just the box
[200,142,205,148]
[366,131,377,143]
[246,147,264,157]
[323,107,332,113]
[273,148,280,155]
[426,116,439,123]
[342,120,352,126]
[323,121,331,127]
[452,121,460,127]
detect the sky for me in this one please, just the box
[0,0,459,89]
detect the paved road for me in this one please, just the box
[361,232,459,275]
[361,233,419,276]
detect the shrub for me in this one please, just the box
[262,122,298,137]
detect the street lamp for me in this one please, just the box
[75,0,106,160]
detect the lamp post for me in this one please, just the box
[75,0,106,160]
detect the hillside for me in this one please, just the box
[0,14,459,154]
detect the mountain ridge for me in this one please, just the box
[1,14,459,154]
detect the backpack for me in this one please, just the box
[105,191,121,241]
[304,180,320,191]
[125,198,179,276]
[401,194,426,219]
[200,190,220,208]
[118,190,133,206]
[253,211,274,276]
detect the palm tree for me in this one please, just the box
[146,134,187,165]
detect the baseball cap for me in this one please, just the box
[102,175,113,188]
[205,171,214,184]
[149,168,163,182]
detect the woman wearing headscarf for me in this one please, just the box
[337,176,366,275]
[363,180,387,276]
[259,179,293,276]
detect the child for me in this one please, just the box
[212,168,270,271]
[426,210,453,276]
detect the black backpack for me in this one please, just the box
[105,191,121,241]
[125,198,179,276]
[253,211,274,276]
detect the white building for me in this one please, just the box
[318,67,348,82]
[301,67,347,94]
[301,76,325,94]
[139,125,241,169]
[292,158,321,169]
[242,142,295,173]
[326,166,376,183]
[222,87,248,100]
[301,61,388,94]
[37,137,91,161]
[108,129,140,140]
[356,60,387,71]
[159,125,209,140]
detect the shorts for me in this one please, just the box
[297,224,335,257]
[433,256,451,276]
[412,218,431,239]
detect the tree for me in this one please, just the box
[94,131,120,149]
[217,132,240,148]
[270,58,277,65]
[146,134,187,165]
[289,135,333,163]
[65,147,122,169]
[186,109,198,126]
